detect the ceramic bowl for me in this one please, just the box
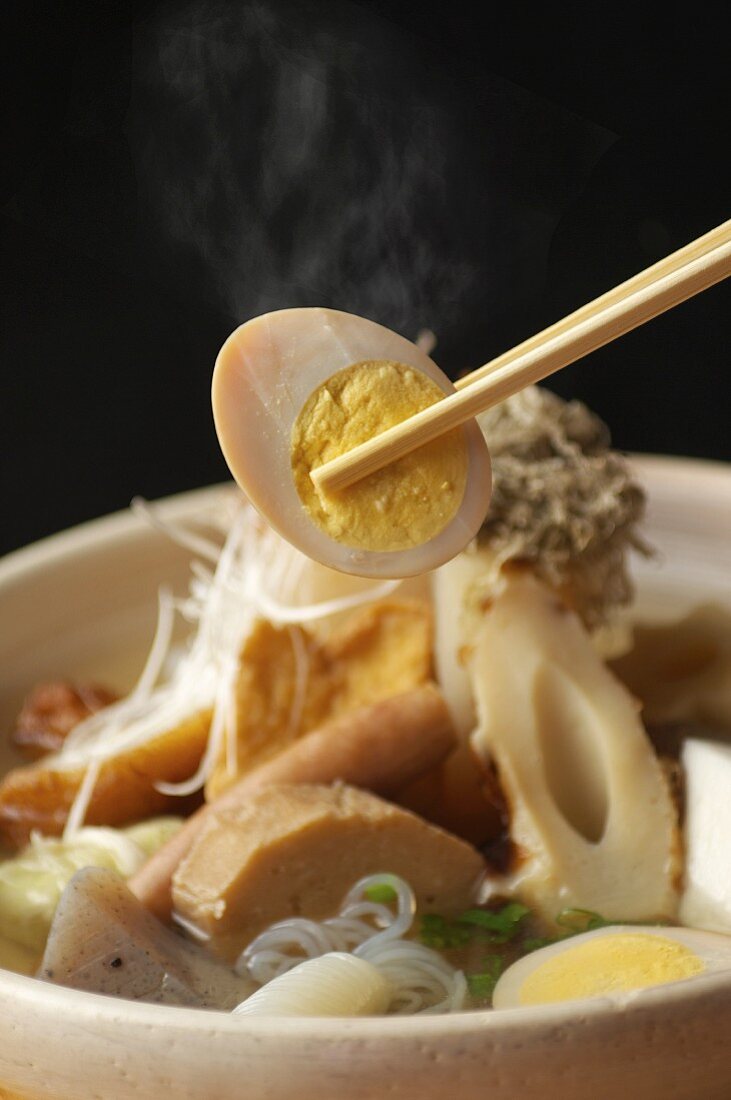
[1,457,730,1100]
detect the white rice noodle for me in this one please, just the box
[237,874,467,1016]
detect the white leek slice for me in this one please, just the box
[680,739,731,934]
[233,952,391,1017]
[468,572,679,923]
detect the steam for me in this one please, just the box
[128,0,612,362]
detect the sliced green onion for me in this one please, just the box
[419,913,471,949]
[466,956,504,999]
[457,902,530,938]
[419,902,530,949]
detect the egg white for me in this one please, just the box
[492,925,731,1010]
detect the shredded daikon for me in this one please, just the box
[63,760,101,839]
[57,495,407,828]
[130,497,223,563]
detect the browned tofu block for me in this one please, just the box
[206,599,433,798]
[172,783,486,961]
[0,710,210,849]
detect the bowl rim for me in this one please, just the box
[2,452,729,585]
[2,956,731,1037]
[1,452,730,1037]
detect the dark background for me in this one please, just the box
[1,0,729,557]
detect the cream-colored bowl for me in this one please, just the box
[0,457,730,1100]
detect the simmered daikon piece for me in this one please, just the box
[680,739,731,934]
[40,867,253,1008]
[469,572,679,923]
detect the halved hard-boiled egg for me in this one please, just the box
[212,308,491,578]
[492,925,731,1009]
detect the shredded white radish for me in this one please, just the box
[285,626,310,743]
[237,874,467,1015]
[131,586,176,702]
[54,497,408,829]
[63,759,101,839]
[253,576,400,625]
[130,497,223,563]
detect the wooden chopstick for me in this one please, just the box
[454,218,731,391]
[311,223,731,495]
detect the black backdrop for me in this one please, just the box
[1,0,729,557]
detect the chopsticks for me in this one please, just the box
[310,220,731,495]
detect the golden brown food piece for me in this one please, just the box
[398,743,507,850]
[0,711,210,849]
[172,783,485,960]
[611,605,731,731]
[131,684,456,922]
[12,681,118,760]
[206,598,432,797]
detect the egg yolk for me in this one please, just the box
[290,360,468,552]
[519,933,704,1006]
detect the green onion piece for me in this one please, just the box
[457,902,531,938]
[555,908,611,933]
[466,956,504,999]
[420,902,532,949]
[419,913,470,949]
[363,883,398,905]
[522,934,566,953]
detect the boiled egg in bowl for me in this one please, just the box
[492,925,731,1010]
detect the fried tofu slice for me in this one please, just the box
[0,711,210,849]
[206,599,433,797]
[172,783,485,961]
[12,681,119,760]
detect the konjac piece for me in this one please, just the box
[39,867,253,1008]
